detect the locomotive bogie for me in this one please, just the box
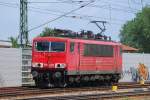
[32,71,66,88]
[32,70,120,88]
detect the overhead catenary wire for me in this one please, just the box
[0,1,142,15]
[28,5,126,22]
[29,7,125,26]
[28,0,89,4]
[27,0,140,14]
[0,0,149,13]
[28,0,96,32]
[0,1,18,5]
[0,1,126,25]
[0,0,138,23]
[30,9,124,25]
[128,0,135,13]
[0,3,18,8]
[28,1,70,4]
[28,2,139,14]
[0,2,19,8]
[26,1,136,22]
[0,1,131,29]
[1,0,149,41]
[1,1,149,29]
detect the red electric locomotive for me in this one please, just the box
[31,36,122,87]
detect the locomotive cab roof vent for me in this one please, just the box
[49,29,112,42]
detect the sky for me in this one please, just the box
[0,0,149,42]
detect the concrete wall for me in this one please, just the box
[120,53,150,82]
[0,48,150,87]
[0,48,22,87]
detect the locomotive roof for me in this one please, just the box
[33,37,121,46]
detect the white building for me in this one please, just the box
[0,40,11,48]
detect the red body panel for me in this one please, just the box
[32,37,122,74]
[32,37,67,69]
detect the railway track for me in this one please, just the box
[0,82,150,100]
[25,90,150,100]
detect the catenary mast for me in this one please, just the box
[20,0,28,47]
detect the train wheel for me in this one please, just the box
[35,78,51,88]
[34,80,45,88]
[59,82,67,88]
[34,78,39,87]
[111,75,119,84]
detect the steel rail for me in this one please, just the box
[25,90,150,100]
[0,82,150,99]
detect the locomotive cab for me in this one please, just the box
[31,37,67,87]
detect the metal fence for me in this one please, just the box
[22,48,34,86]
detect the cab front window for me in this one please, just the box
[35,41,65,52]
[51,42,65,52]
[35,41,49,51]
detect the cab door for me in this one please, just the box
[114,45,120,72]
[67,42,79,73]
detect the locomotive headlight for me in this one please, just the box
[32,63,37,67]
[32,63,43,68]
[55,63,66,68]
[37,63,43,68]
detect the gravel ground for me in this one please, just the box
[106,96,150,100]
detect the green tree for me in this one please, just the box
[120,6,150,53]
[39,27,57,37]
[9,36,19,48]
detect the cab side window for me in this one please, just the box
[120,47,122,55]
[70,42,75,52]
